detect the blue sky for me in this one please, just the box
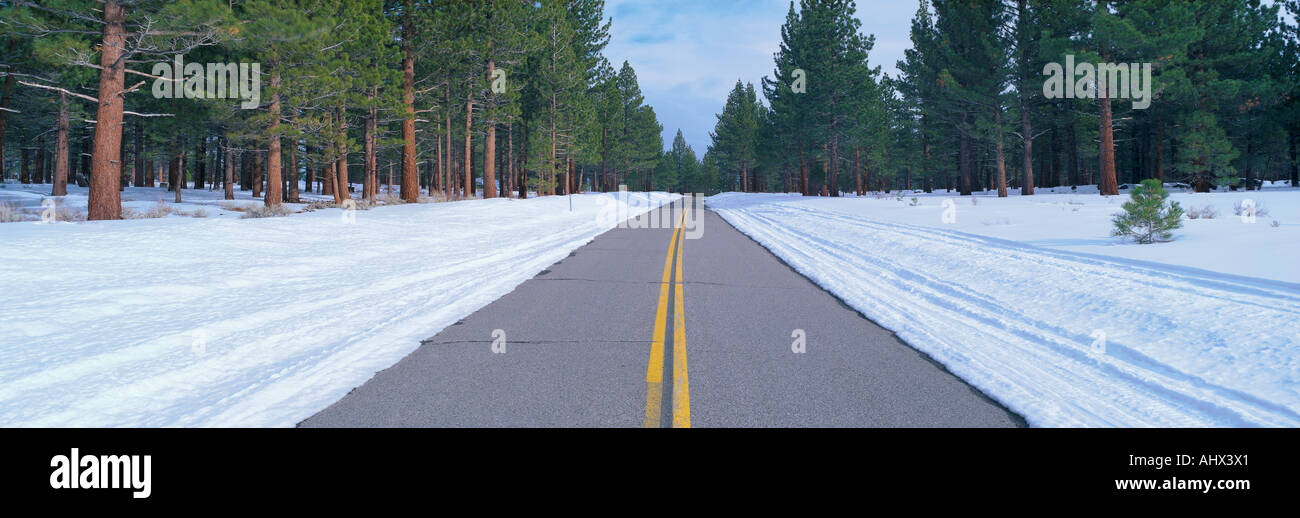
[602,0,920,155]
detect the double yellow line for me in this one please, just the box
[644,209,690,428]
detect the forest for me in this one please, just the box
[0,0,667,221]
[701,0,1300,198]
[2,0,1298,222]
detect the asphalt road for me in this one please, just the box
[300,204,1024,427]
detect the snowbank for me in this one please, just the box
[709,189,1300,427]
[0,190,679,427]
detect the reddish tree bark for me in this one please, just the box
[265,68,283,207]
[400,1,419,202]
[1098,87,1118,195]
[336,116,351,202]
[484,62,497,199]
[364,99,377,201]
[87,0,126,220]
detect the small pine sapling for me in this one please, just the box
[1111,179,1183,244]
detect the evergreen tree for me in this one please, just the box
[1111,179,1183,243]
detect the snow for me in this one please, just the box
[708,185,1300,427]
[0,186,679,427]
[0,180,342,221]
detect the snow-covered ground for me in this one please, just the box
[0,180,394,221]
[0,188,679,426]
[709,185,1300,427]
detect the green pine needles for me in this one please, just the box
[1111,179,1184,244]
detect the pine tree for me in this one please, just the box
[1111,179,1183,244]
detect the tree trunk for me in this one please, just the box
[995,105,1007,197]
[484,58,497,199]
[52,92,70,196]
[1155,117,1165,182]
[1021,98,1034,195]
[288,136,299,203]
[223,141,234,200]
[400,4,419,203]
[87,0,126,220]
[507,122,514,198]
[445,73,454,198]
[863,155,871,195]
[465,69,475,198]
[830,139,840,197]
[21,147,30,184]
[1097,64,1118,196]
[302,146,312,194]
[436,125,444,197]
[364,96,377,202]
[854,147,862,196]
[265,68,283,207]
[195,137,206,190]
[550,93,557,197]
[336,106,351,202]
[252,148,263,199]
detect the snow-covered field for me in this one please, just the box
[0,187,679,426]
[0,180,342,221]
[709,185,1300,427]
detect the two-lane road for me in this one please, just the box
[301,204,1023,427]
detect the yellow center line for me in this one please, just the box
[671,207,690,428]
[643,211,683,428]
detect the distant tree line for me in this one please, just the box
[700,0,1300,197]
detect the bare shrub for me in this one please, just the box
[299,200,336,212]
[56,206,86,222]
[0,202,29,223]
[374,193,404,206]
[240,203,293,219]
[145,200,173,218]
[1185,205,1217,220]
[1232,201,1269,217]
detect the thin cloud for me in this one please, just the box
[604,0,917,155]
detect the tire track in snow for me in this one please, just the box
[712,200,1300,427]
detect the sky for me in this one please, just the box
[602,0,920,155]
